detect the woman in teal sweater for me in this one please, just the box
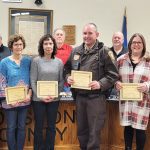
[0,34,32,150]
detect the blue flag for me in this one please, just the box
[122,8,127,48]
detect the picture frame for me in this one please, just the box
[63,25,76,45]
[37,81,58,98]
[120,83,143,101]
[5,86,27,104]
[2,0,22,2]
[9,8,53,55]
[71,70,92,90]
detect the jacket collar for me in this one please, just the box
[76,40,104,55]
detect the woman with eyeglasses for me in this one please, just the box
[115,33,150,150]
[0,34,32,150]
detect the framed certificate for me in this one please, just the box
[71,70,92,90]
[120,83,142,101]
[9,8,53,55]
[37,81,58,98]
[5,86,27,104]
[2,0,22,2]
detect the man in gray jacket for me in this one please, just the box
[64,23,119,150]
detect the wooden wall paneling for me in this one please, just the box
[0,101,150,150]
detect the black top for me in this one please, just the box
[110,46,128,60]
[130,58,138,71]
[0,44,11,61]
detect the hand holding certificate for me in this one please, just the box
[5,86,27,104]
[37,81,58,98]
[71,70,92,90]
[120,83,142,101]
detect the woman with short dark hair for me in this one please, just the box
[30,34,64,150]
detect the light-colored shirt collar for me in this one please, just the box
[84,41,97,51]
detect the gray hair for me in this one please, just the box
[53,28,65,36]
[84,23,98,32]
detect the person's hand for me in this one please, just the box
[115,81,122,91]
[89,81,101,90]
[9,102,20,107]
[137,83,148,93]
[19,88,32,103]
[67,76,74,85]
[42,96,54,103]
[23,94,31,103]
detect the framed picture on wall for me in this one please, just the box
[9,8,53,55]
[63,25,76,45]
[2,0,22,2]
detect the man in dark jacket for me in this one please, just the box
[0,34,11,61]
[107,32,128,100]
[0,34,11,101]
[64,23,119,150]
[110,31,128,59]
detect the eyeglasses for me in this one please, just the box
[13,43,23,47]
[131,41,143,45]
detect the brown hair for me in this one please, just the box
[128,33,146,59]
[8,34,26,50]
[38,34,57,59]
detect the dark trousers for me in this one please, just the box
[0,97,5,107]
[124,126,146,150]
[76,94,106,150]
[33,101,59,150]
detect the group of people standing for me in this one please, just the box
[0,29,70,150]
[0,22,150,150]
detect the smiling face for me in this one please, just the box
[131,36,144,56]
[12,39,24,56]
[128,33,146,58]
[82,24,99,48]
[53,29,65,45]
[112,32,124,48]
[43,38,54,57]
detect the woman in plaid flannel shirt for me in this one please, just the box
[116,33,150,150]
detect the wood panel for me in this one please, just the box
[0,101,149,149]
[0,102,79,149]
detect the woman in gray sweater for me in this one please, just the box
[30,34,64,150]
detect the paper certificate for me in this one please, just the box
[5,86,27,104]
[120,83,142,101]
[37,81,58,98]
[71,70,92,90]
